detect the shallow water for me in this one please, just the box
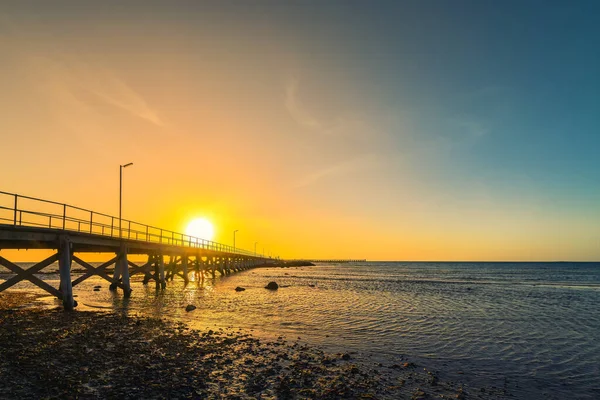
[3,261,600,399]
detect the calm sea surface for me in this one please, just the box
[3,261,600,399]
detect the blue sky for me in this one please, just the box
[1,1,598,260]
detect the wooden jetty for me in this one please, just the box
[0,191,275,310]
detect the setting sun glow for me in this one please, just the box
[185,218,215,241]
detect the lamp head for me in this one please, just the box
[122,162,134,168]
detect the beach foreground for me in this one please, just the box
[0,292,505,399]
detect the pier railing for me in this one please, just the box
[0,191,262,257]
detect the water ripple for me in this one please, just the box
[8,261,600,399]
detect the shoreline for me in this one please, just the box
[0,292,507,399]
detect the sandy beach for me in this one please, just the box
[0,292,508,399]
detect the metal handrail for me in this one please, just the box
[0,191,271,258]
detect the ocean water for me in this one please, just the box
[3,261,600,399]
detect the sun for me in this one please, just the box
[185,218,215,241]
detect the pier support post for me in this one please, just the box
[120,245,132,298]
[217,257,223,276]
[194,255,203,282]
[110,252,122,291]
[200,257,207,281]
[182,255,189,283]
[159,254,166,289]
[193,256,199,281]
[58,236,75,310]
[152,255,159,289]
[168,256,177,281]
[164,256,170,281]
[143,254,153,285]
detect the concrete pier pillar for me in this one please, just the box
[200,257,207,281]
[143,254,153,285]
[58,236,75,310]
[217,257,223,276]
[110,251,122,291]
[170,256,177,281]
[182,255,189,283]
[164,256,171,281]
[164,256,170,281]
[159,254,166,289]
[193,256,199,281]
[153,255,160,290]
[198,256,205,282]
[120,245,131,298]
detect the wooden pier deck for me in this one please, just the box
[0,191,275,310]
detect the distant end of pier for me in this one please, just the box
[286,259,366,264]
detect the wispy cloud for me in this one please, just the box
[75,67,164,127]
[1,17,163,128]
[284,77,381,143]
[293,154,380,188]
[30,54,165,128]
[284,78,326,131]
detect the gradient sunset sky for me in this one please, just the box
[1,1,598,261]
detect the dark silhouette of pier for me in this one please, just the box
[0,191,275,310]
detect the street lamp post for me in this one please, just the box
[254,241,258,256]
[233,229,239,252]
[119,162,134,239]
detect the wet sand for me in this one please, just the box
[0,292,506,399]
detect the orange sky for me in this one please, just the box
[1,3,598,262]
